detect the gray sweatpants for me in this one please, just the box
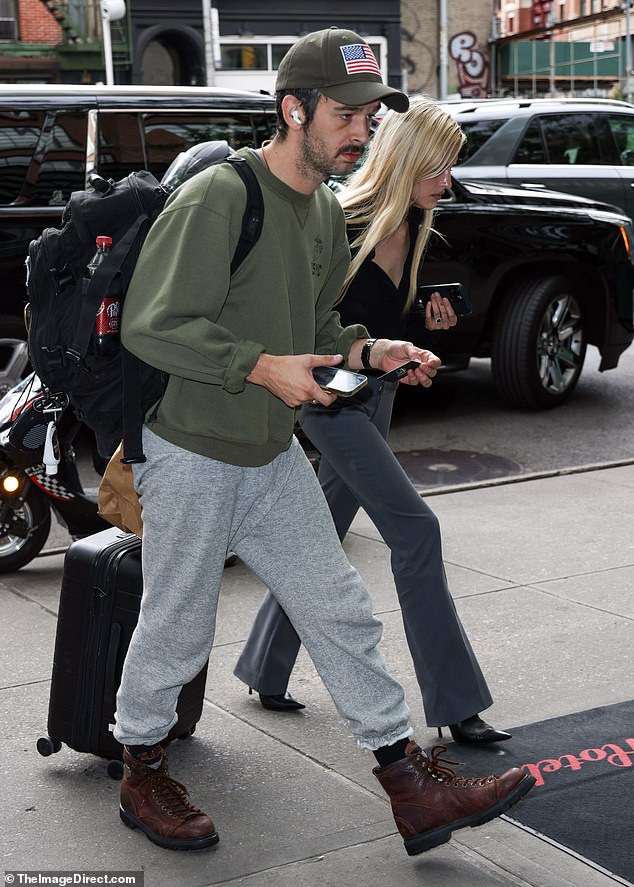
[114,427,412,750]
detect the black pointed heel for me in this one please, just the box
[445,714,511,745]
[249,688,306,712]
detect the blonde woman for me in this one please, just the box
[235,96,510,745]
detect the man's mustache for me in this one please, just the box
[337,145,364,157]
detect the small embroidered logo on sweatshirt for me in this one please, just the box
[312,237,324,277]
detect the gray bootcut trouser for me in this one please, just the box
[234,377,493,727]
[114,426,412,750]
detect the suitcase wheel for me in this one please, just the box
[36,736,62,757]
[107,759,124,780]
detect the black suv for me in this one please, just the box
[441,97,634,226]
[0,84,275,347]
[413,177,634,408]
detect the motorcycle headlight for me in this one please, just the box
[1,472,23,497]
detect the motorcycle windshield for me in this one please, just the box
[0,372,43,429]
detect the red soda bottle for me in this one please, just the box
[88,235,120,356]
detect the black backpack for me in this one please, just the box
[25,152,264,462]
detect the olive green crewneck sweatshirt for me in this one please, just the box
[121,148,367,467]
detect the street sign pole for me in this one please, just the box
[439,0,448,99]
[626,0,632,102]
[202,0,215,86]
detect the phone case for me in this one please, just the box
[378,361,421,383]
[417,283,473,316]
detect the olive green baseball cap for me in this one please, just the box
[276,27,409,113]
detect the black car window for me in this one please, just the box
[512,119,547,163]
[25,111,86,206]
[539,114,602,165]
[252,113,275,146]
[606,115,634,166]
[0,110,42,204]
[141,113,265,179]
[97,112,146,180]
[0,110,84,206]
[457,119,507,162]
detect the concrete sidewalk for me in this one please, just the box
[2,463,633,887]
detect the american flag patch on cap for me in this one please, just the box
[340,44,381,77]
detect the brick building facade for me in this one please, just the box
[0,0,61,81]
[18,0,61,43]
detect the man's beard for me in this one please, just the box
[298,126,362,182]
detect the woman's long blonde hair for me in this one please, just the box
[338,95,465,313]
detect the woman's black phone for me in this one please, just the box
[417,282,473,317]
[378,360,421,383]
[312,366,368,397]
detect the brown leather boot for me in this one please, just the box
[374,742,535,855]
[119,747,219,850]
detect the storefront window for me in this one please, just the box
[221,44,268,71]
[0,0,18,41]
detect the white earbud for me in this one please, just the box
[291,109,303,125]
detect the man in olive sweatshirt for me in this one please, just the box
[114,27,534,856]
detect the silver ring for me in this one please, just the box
[434,317,442,325]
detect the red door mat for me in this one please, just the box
[426,701,634,884]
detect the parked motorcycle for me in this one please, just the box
[0,371,245,573]
[0,372,108,572]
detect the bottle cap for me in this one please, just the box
[96,235,112,248]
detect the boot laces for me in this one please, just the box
[422,745,496,786]
[145,757,203,820]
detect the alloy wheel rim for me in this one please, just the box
[536,294,584,395]
[0,499,33,556]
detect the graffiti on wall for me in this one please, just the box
[449,31,489,97]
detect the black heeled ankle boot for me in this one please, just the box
[248,687,306,712]
[437,714,511,745]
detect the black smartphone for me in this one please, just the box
[378,360,421,383]
[312,366,368,397]
[417,282,473,317]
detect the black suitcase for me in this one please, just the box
[37,526,208,778]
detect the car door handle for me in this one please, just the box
[523,183,547,189]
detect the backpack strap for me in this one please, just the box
[226,155,264,275]
[121,157,265,463]
[121,346,166,464]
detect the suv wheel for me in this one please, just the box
[492,275,586,408]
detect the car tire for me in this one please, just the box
[492,274,586,408]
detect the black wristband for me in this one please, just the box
[361,338,377,371]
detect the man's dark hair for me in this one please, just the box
[274,89,323,140]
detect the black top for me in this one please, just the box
[338,207,424,341]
